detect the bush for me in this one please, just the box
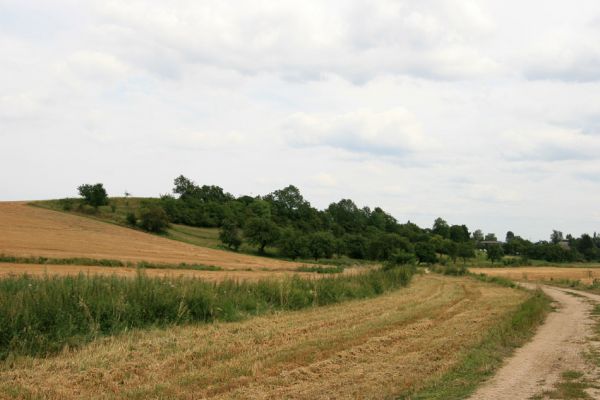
[431,264,467,276]
[383,250,417,270]
[59,198,75,211]
[139,206,169,233]
[77,183,109,208]
[125,212,137,226]
[77,203,97,214]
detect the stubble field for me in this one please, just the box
[470,266,600,285]
[0,202,305,272]
[1,275,529,400]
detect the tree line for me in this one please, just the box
[76,176,600,264]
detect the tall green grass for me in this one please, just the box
[0,266,413,359]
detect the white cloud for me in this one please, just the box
[500,127,600,161]
[284,108,434,157]
[3,0,600,239]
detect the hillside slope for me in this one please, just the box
[0,202,304,270]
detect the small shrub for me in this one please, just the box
[139,206,169,233]
[125,212,137,226]
[77,203,97,214]
[77,183,108,208]
[59,198,75,211]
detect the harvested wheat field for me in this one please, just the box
[0,202,305,271]
[0,263,346,282]
[470,266,600,285]
[0,275,528,399]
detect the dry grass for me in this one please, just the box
[0,263,355,282]
[0,202,305,271]
[0,275,528,399]
[470,267,600,285]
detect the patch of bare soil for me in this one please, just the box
[469,284,600,400]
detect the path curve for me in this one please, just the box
[469,284,600,400]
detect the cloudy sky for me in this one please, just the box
[2,0,600,240]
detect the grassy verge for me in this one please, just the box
[404,281,551,399]
[0,266,413,360]
[295,265,345,274]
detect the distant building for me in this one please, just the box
[558,240,570,250]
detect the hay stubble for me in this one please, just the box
[1,275,528,399]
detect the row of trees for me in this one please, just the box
[158,176,481,263]
[77,177,600,265]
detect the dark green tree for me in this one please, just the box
[219,220,243,251]
[432,217,450,239]
[244,217,280,254]
[505,231,515,242]
[77,183,108,208]
[415,242,437,264]
[139,206,169,233]
[577,234,596,261]
[487,244,504,264]
[449,225,470,242]
[550,230,563,244]
[343,234,367,259]
[457,242,475,264]
[307,231,336,259]
[278,229,310,260]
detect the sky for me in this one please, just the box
[2,0,600,241]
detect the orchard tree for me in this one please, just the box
[77,183,108,208]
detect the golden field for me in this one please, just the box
[0,202,305,271]
[470,266,600,285]
[0,275,528,399]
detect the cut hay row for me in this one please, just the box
[0,275,530,399]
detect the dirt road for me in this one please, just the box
[470,284,600,400]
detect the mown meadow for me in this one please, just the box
[0,266,413,359]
